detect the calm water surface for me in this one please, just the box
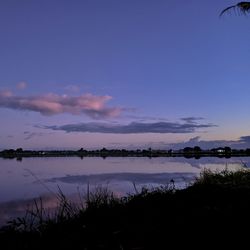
[0,157,247,225]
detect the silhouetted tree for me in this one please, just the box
[220,2,250,16]
[193,146,201,152]
[224,146,232,154]
[183,147,193,153]
[16,148,23,153]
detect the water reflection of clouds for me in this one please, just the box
[0,194,59,227]
[47,172,196,186]
[0,192,90,227]
[2,172,194,228]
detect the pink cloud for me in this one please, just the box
[0,91,122,118]
[16,81,27,90]
[64,85,80,92]
[0,90,13,97]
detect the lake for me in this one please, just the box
[0,156,247,226]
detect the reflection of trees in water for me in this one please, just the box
[168,156,248,170]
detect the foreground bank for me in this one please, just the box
[1,169,250,249]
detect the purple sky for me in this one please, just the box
[1,0,250,150]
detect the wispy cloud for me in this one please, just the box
[23,131,54,140]
[0,91,122,118]
[43,120,216,134]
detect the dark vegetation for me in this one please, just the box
[1,146,250,160]
[1,169,250,249]
[220,1,250,16]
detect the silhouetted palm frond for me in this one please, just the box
[220,2,250,17]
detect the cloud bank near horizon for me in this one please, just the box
[166,136,250,150]
[43,120,216,134]
[0,91,121,119]
[105,136,250,151]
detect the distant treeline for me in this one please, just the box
[1,146,250,160]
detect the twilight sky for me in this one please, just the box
[1,0,250,150]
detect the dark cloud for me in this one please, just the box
[0,91,121,119]
[47,172,195,186]
[43,121,216,134]
[125,115,169,122]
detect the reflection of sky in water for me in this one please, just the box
[0,157,246,202]
[0,157,247,226]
